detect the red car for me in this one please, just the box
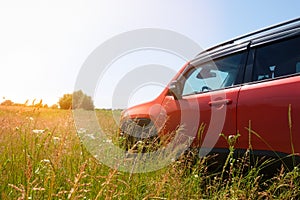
[120,18,300,168]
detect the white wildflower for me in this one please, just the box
[53,136,60,144]
[105,139,112,143]
[32,129,45,134]
[41,159,50,163]
[86,134,95,140]
[26,116,34,121]
[53,136,60,141]
[77,128,87,134]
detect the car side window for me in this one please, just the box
[182,52,244,96]
[252,36,300,81]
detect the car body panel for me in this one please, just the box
[237,75,300,155]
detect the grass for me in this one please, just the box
[0,105,299,199]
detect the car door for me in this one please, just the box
[237,35,300,157]
[161,50,248,154]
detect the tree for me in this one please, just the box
[1,99,14,106]
[58,90,94,110]
[72,90,94,110]
[51,104,58,109]
[58,94,72,109]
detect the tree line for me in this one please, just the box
[59,90,94,110]
[1,90,94,110]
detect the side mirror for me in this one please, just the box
[169,80,182,100]
[197,68,217,79]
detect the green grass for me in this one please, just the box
[0,105,299,199]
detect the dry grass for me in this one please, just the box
[0,105,299,199]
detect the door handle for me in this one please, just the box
[208,99,232,106]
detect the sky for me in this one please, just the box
[1,0,300,108]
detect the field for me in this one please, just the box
[0,105,299,199]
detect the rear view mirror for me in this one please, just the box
[169,80,182,100]
[197,68,216,79]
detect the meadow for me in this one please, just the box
[0,105,299,199]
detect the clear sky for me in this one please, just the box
[1,0,300,108]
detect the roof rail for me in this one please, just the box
[198,17,300,56]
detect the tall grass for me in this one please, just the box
[0,105,299,199]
